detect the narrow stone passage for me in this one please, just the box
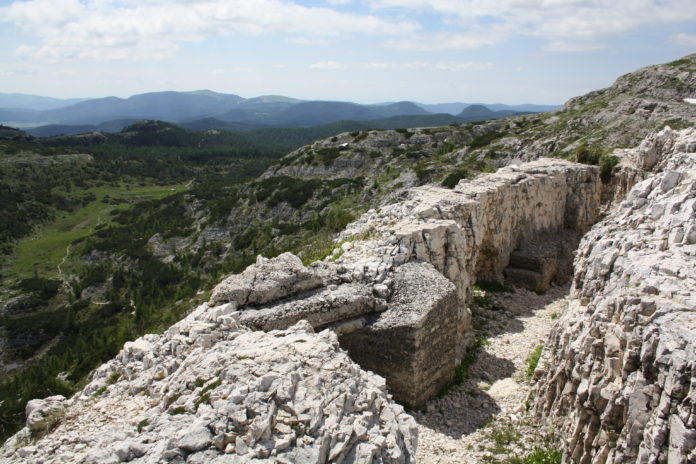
[414,284,570,463]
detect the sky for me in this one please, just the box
[0,0,695,105]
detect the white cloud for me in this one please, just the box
[373,0,696,51]
[404,61,431,69]
[0,0,419,61]
[543,41,606,52]
[671,33,696,47]
[310,61,344,69]
[287,37,326,46]
[385,28,507,51]
[363,62,392,69]
[211,69,225,75]
[360,60,492,71]
[434,61,493,71]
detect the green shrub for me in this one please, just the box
[474,280,513,293]
[470,131,503,149]
[441,168,469,189]
[414,163,431,181]
[395,128,414,139]
[599,154,619,183]
[574,144,601,165]
[504,447,562,464]
[315,146,347,166]
[486,423,522,454]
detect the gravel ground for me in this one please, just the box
[413,284,569,463]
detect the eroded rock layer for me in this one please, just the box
[209,159,601,408]
[534,127,696,464]
[1,309,417,463]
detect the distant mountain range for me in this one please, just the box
[0,91,561,137]
[414,102,561,114]
[0,93,91,111]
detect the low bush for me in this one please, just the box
[599,154,619,183]
[441,168,469,189]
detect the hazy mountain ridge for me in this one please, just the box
[1,90,540,130]
[0,94,91,111]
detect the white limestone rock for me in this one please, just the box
[534,127,696,464]
[0,312,416,464]
[209,252,323,306]
[24,395,66,433]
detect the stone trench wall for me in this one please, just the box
[533,127,696,464]
[209,158,602,408]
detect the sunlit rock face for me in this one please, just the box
[534,127,696,464]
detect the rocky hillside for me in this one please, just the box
[534,127,696,463]
[1,55,695,462]
[0,315,417,463]
[79,55,696,278]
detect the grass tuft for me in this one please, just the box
[526,345,544,379]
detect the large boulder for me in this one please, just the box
[209,252,323,306]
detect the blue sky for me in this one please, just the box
[1,0,695,105]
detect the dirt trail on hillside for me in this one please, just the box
[414,285,568,463]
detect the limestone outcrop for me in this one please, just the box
[1,309,417,463]
[207,158,601,408]
[533,127,696,463]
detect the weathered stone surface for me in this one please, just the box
[504,231,579,292]
[202,159,601,408]
[0,310,417,463]
[340,262,459,408]
[25,395,66,433]
[533,127,696,464]
[239,282,378,332]
[210,252,323,306]
[339,158,601,354]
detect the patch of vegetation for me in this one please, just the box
[194,379,222,410]
[526,345,544,379]
[474,294,493,309]
[136,419,149,433]
[662,118,692,130]
[315,145,349,166]
[469,131,503,149]
[438,337,489,396]
[107,372,121,385]
[501,447,562,464]
[475,280,513,293]
[414,162,431,181]
[441,168,469,189]
[486,422,523,454]
[599,153,619,183]
[574,143,602,165]
[667,58,691,67]
[170,406,187,415]
[395,128,414,139]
